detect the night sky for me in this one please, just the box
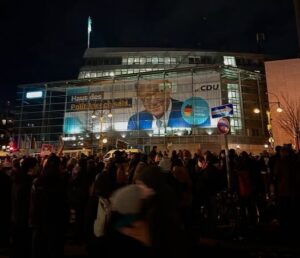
[0,0,298,102]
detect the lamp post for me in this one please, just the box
[253,91,283,150]
[90,113,96,155]
[90,107,112,154]
[266,92,283,149]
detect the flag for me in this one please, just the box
[88,16,92,33]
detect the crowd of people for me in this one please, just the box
[0,144,299,258]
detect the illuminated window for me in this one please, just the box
[146,57,152,64]
[152,57,158,64]
[164,57,171,64]
[158,57,164,64]
[128,57,134,65]
[26,91,43,99]
[140,57,146,65]
[227,83,242,134]
[78,72,84,79]
[224,56,237,67]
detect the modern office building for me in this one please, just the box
[78,48,265,79]
[16,48,269,154]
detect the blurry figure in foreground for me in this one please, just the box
[92,166,188,258]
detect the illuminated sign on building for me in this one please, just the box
[63,71,222,134]
[69,98,132,111]
[26,91,43,99]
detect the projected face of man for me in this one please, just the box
[137,80,171,119]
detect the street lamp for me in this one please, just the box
[253,108,260,114]
[275,104,283,113]
[90,108,113,154]
[107,110,113,118]
[254,91,283,150]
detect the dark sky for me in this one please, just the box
[0,0,298,102]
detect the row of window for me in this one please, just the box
[125,56,178,65]
[85,56,179,66]
[78,68,165,79]
[227,83,243,134]
[84,55,263,69]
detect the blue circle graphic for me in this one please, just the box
[181,97,210,125]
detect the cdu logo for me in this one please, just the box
[195,83,220,92]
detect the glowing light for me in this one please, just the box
[26,91,43,99]
[268,137,275,143]
[276,106,283,113]
[177,131,183,136]
[206,129,213,135]
[62,136,76,141]
[102,138,108,144]
[253,108,260,114]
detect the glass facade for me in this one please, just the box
[16,66,267,152]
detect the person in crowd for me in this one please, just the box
[158,151,172,173]
[67,157,89,243]
[0,162,11,251]
[127,152,141,184]
[274,145,295,241]
[93,166,188,258]
[132,154,148,184]
[268,145,282,199]
[195,151,219,237]
[11,157,38,258]
[85,170,113,257]
[29,154,67,258]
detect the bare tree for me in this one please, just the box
[278,94,300,151]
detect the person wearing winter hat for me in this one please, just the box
[90,184,156,258]
[92,168,188,258]
[110,184,155,229]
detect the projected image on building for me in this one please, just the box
[63,70,222,136]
